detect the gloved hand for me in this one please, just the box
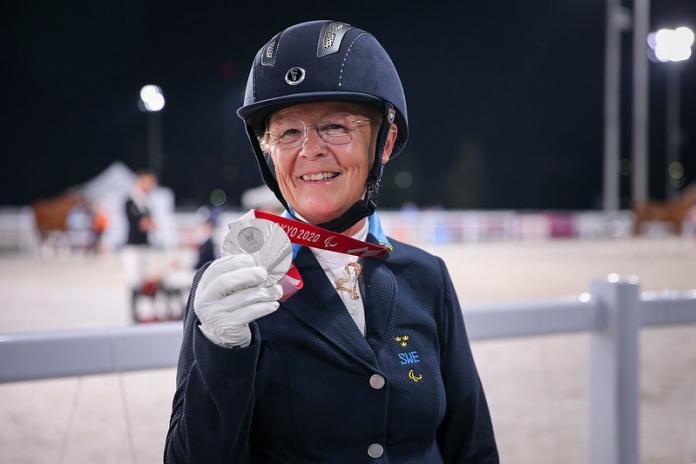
[193,253,283,348]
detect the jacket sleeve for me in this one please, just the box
[164,264,261,463]
[125,198,141,225]
[435,258,499,463]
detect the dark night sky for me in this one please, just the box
[2,1,695,210]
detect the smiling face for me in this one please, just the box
[264,101,397,231]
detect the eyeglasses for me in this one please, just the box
[265,112,375,150]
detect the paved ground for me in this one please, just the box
[1,237,695,463]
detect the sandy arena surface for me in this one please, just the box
[1,237,696,463]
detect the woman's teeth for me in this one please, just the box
[301,172,338,181]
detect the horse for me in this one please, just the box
[632,183,696,236]
[31,191,86,248]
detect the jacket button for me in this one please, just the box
[369,374,385,389]
[367,443,384,458]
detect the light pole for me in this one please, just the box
[603,0,630,212]
[138,85,166,178]
[631,0,650,208]
[647,27,694,199]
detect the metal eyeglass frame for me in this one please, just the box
[264,113,375,150]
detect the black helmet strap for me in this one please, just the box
[245,102,394,234]
[244,124,293,213]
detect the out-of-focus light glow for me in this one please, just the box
[210,189,226,207]
[139,84,165,112]
[394,171,413,189]
[675,26,695,47]
[649,27,694,62]
[668,161,684,180]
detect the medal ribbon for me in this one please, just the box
[253,209,391,259]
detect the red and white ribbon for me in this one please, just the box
[252,210,390,301]
[253,210,391,258]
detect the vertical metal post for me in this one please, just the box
[148,111,163,178]
[632,0,650,207]
[589,275,641,464]
[665,64,681,199]
[603,0,622,212]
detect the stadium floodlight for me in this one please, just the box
[139,84,166,112]
[647,26,694,62]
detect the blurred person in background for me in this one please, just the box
[165,20,498,463]
[195,216,218,270]
[87,202,110,255]
[156,214,220,322]
[122,169,158,322]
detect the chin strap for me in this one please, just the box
[244,124,293,214]
[245,103,394,234]
[315,181,378,232]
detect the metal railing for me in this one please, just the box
[1,275,695,464]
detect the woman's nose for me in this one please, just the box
[299,126,326,159]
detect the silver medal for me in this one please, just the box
[222,213,292,284]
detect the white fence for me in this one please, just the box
[0,208,647,255]
[1,276,695,464]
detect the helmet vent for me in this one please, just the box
[261,32,281,66]
[323,32,336,49]
[317,21,352,58]
[327,22,346,32]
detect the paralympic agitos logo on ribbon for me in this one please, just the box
[324,236,338,248]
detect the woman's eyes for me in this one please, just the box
[321,124,349,134]
[279,128,301,139]
[271,120,350,141]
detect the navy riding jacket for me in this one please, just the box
[165,234,498,463]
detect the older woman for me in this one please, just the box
[165,20,498,463]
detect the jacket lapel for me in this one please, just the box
[282,234,399,367]
[282,247,377,370]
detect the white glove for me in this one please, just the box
[194,253,283,348]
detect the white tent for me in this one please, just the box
[241,184,283,212]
